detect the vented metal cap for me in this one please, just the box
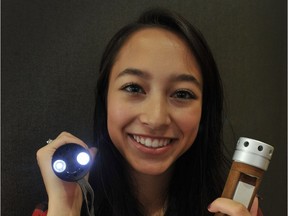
[232,137,274,171]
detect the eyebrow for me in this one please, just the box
[173,74,202,90]
[116,68,202,90]
[116,68,151,79]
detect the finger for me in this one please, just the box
[250,196,259,216]
[84,147,98,180]
[53,132,88,149]
[37,132,88,162]
[208,198,250,216]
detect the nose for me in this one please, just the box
[139,95,171,130]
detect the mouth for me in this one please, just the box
[131,134,173,148]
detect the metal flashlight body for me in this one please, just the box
[215,137,274,216]
[51,143,92,182]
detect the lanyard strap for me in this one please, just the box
[77,178,95,216]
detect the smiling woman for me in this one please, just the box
[35,8,263,216]
[107,28,203,177]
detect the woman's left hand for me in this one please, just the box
[208,196,259,216]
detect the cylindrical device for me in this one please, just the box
[215,137,274,216]
[52,143,92,182]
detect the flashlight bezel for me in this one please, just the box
[51,143,92,182]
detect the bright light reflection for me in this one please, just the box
[77,152,90,165]
[53,160,66,173]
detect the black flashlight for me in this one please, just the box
[51,144,92,182]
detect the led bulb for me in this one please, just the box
[53,159,67,173]
[77,152,90,165]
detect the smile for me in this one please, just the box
[132,135,172,148]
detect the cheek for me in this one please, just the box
[107,95,133,144]
[107,97,132,126]
[177,107,202,143]
[107,98,125,155]
[107,97,122,135]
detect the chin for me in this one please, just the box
[130,161,174,176]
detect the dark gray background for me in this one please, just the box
[2,0,286,215]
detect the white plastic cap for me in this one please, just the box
[233,137,274,171]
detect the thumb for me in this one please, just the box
[250,196,259,216]
[84,147,97,180]
[89,147,98,161]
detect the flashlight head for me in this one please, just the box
[52,143,92,182]
[233,137,274,171]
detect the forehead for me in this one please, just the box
[118,27,192,57]
[112,27,201,77]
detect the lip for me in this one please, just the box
[128,134,174,155]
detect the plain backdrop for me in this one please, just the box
[2,0,287,215]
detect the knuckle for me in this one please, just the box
[57,131,74,142]
[59,131,72,137]
[36,148,45,161]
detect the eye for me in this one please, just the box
[120,83,145,94]
[171,89,196,100]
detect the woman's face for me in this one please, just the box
[107,28,203,176]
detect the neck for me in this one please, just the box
[130,167,173,216]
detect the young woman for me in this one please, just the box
[36,8,262,216]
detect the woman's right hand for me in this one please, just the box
[36,132,97,216]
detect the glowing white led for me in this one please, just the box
[77,152,90,165]
[53,160,66,173]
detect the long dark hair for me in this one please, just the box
[89,8,228,216]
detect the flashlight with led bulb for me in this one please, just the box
[215,137,274,216]
[52,143,92,182]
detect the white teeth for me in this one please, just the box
[145,138,152,147]
[152,139,159,148]
[132,135,171,148]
